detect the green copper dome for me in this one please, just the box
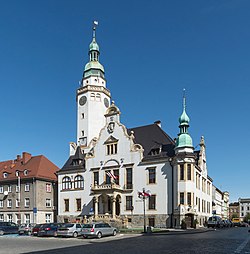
[89,38,99,51]
[179,109,190,125]
[176,133,193,147]
[84,61,104,73]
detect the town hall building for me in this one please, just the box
[57,23,213,229]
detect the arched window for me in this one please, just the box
[74,175,84,189]
[62,176,72,190]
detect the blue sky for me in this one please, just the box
[0,0,249,202]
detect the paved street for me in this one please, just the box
[0,227,249,254]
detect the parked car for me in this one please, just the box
[0,222,19,235]
[37,223,63,237]
[207,216,223,228]
[81,223,117,239]
[57,223,82,238]
[18,223,36,235]
[32,224,42,236]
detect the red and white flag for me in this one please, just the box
[106,171,118,180]
[138,189,151,198]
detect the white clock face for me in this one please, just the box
[79,96,87,106]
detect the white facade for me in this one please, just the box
[58,25,214,228]
[239,198,250,221]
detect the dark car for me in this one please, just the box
[0,222,19,235]
[37,223,63,237]
[207,216,223,228]
[32,224,42,236]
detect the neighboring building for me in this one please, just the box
[58,24,213,228]
[0,152,58,224]
[222,191,229,219]
[212,187,229,219]
[238,198,250,221]
[229,202,240,219]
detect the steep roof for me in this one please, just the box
[0,152,58,182]
[59,146,86,173]
[128,123,175,161]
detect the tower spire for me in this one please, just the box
[183,88,186,111]
[175,89,193,149]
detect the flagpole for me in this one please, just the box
[143,188,146,233]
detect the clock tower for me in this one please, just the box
[77,22,111,148]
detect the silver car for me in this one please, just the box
[57,223,83,238]
[81,223,117,239]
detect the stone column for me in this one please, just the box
[94,196,99,219]
[112,196,116,219]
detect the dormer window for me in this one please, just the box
[16,171,19,176]
[106,143,117,155]
[3,172,8,178]
[24,170,28,176]
[104,136,118,155]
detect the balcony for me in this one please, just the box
[91,183,123,192]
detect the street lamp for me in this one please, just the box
[17,176,21,224]
[138,188,151,233]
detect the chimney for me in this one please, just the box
[154,120,161,128]
[22,152,32,164]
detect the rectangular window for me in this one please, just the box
[187,192,192,206]
[16,199,20,208]
[24,183,30,192]
[24,198,30,208]
[106,143,118,155]
[64,199,69,212]
[241,212,244,217]
[81,113,84,119]
[0,214,3,222]
[0,186,3,193]
[7,199,12,208]
[16,185,20,193]
[126,168,133,189]
[180,192,184,205]
[94,172,99,185]
[46,199,51,208]
[7,214,13,222]
[7,185,12,193]
[187,164,191,180]
[106,172,111,184]
[148,168,156,184]
[25,214,30,224]
[45,214,52,223]
[46,183,52,192]
[113,169,119,185]
[0,200,3,208]
[180,165,184,180]
[241,206,244,211]
[126,196,133,210]
[76,199,81,211]
[148,195,156,210]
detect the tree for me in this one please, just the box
[243,213,250,223]
[231,213,238,219]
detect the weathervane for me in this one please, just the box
[93,20,98,39]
